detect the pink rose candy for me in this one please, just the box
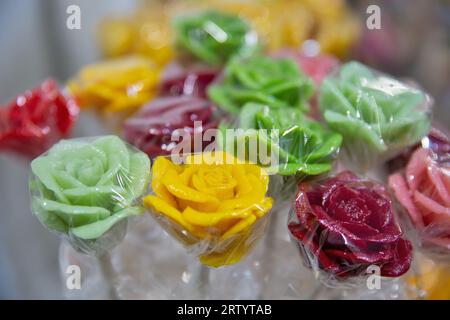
[389,129,450,254]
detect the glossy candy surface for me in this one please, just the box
[144,152,272,267]
[30,136,150,253]
[174,10,259,65]
[124,96,218,158]
[220,103,342,177]
[289,171,413,279]
[319,61,431,170]
[0,79,79,159]
[68,56,160,115]
[389,129,450,254]
[209,56,314,114]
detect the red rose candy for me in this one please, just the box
[289,171,412,279]
[389,129,450,254]
[124,96,218,158]
[0,79,79,159]
[159,68,218,99]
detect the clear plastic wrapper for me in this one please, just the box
[143,151,273,267]
[59,201,408,300]
[67,56,161,131]
[218,103,342,181]
[174,10,259,66]
[319,61,432,172]
[389,128,450,260]
[29,135,151,255]
[58,217,278,300]
[208,55,314,115]
[288,171,413,287]
[0,79,79,159]
[123,96,220,159]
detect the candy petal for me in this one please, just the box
[379,239,413,277]
[221,214,257,239]
[70,206,142,240]
[34,197,110,227]
[388,173,424,227]
[414,191,450,220]
[427,163,450,207]
[144,195,193,232]
[162,168,219,204]
[182,207,253,227]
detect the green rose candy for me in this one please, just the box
[219,103,342,177]
[319,61,431,171]
[30,135,150,252]
[208,56,314,115]
[174,10,258,65]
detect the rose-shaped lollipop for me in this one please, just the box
[387,128,450,173]
[68,56,160,116]
[208,56,314,114]
[0,79,79,159]
[174,10,258,65]
[124,96,219,158]
[30,135,150,254]
[288,171,412,280]
[319,61,431,171]
[220,103,342,177]
[144,151,273,267]
[99,7,174,67]
[389,130,450,254]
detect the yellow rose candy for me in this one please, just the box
[98,2,181,66]
[68,56,160,116]
[214,0,360,58]
[144,152,273,267]
[98,17,136,58]
[212,1,309,52]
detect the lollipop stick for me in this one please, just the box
[308,282,326,299]
[199,265,209,298]
[196,264,210,299]
[409,256,427,299]
[259,179,294,298]
[259,203,280,298]
[98,252,119,300]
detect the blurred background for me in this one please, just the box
[0,0,448,299]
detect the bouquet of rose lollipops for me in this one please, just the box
[3,5,445,299]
